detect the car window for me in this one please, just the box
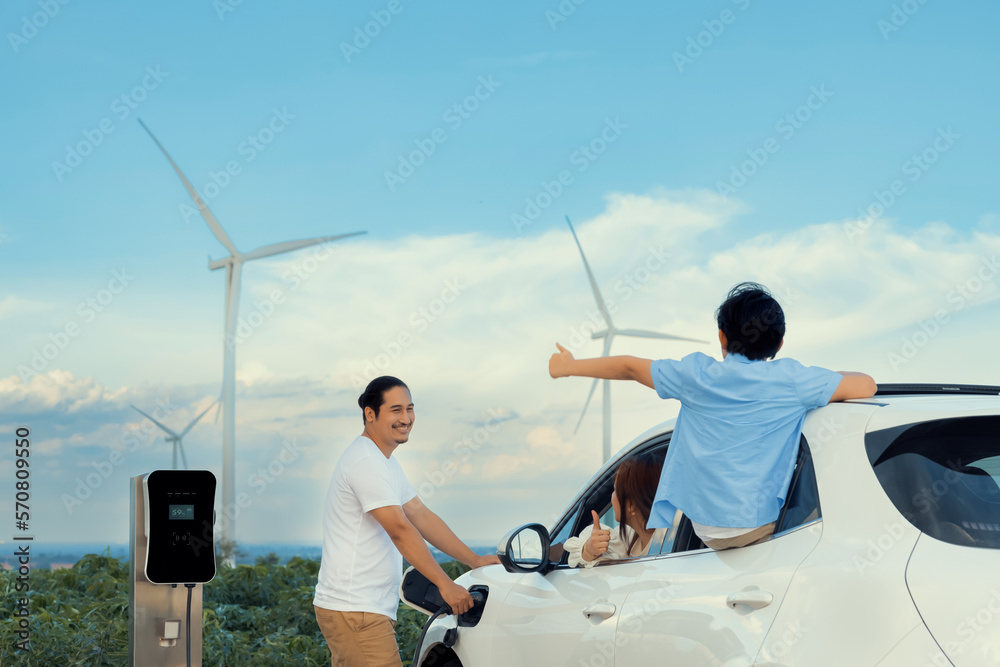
[669,437,820,553]
[547,504,579,565]
[598,504,619,531]
[547,436,671,567]
[866,415,1000,549]
[775,438,821,533]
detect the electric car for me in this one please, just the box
[403,384,1000,666]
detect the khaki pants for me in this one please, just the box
[314,606,402,667]
[702,521,776,551]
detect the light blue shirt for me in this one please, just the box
[647,352,842,530]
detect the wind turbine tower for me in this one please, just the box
[565,215,704,463]
[131,401,217,469]
[140,119,366,563]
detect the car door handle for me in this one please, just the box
[726,590,773,610]
[582,602,617,620]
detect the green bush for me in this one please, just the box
[0,554,466,666]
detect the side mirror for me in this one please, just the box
[496,523,552,574]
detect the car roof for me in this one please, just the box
[872,383,1000,397]
[616,383,1000,453]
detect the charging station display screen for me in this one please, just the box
[169,504,194,520]
[144,470,217,584]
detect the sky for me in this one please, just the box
[1,0,999,548]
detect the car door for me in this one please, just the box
[488,459,651,666]
[615,441,823,666]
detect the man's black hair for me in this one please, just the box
[715,282,785,361]
[358,376,409,423]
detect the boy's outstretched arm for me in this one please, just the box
[548,343,655,389]
[829,371,878,402]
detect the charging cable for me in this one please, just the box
[412,590,486,663]
[185,584,196,667]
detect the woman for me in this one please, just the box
[565,452,666,567]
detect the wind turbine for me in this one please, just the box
[565,215,705,463]
[131,401,217,469]
[139,118,366,563]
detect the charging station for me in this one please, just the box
[129,470,217,667]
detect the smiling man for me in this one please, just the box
[313,375,497,666]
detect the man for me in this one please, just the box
[313,376,498,666]
[549,282,877,550]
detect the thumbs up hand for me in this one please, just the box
[584,510,611,561]
[549,343,575,379]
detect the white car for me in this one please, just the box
[403,384,1000,666]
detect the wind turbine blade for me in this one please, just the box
[137,118,240,256]
[572,377,600,435]
[616,329,707,344]
[131,404,180,439]
[179,440,189,470]
[565,216,613,328]
[243,232,366,262]
[179,401,217,438]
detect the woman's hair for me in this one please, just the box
[615,451,666,553]
[358,376,409,423]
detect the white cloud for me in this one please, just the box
[0,295,51,321]
[0,370,126,414]
[482,426,579,480]
[5,189,1000,543]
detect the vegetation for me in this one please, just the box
[0,552,469,666]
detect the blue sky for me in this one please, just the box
[1,0,999,547]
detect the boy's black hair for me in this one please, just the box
[715,282,785,361]
[358,376,409,423]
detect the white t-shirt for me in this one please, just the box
[313,435,417,619]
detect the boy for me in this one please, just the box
[548,282,876,550]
